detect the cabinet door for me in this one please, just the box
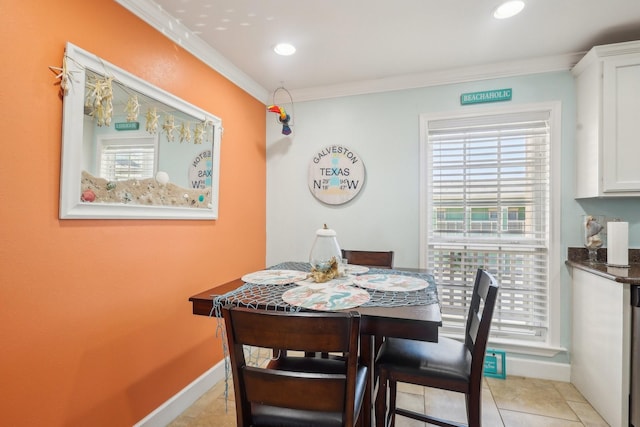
[602,54,640,193]
[571,268,631,427]
[574,61,602,198]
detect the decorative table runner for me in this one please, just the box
[212,261,439,316]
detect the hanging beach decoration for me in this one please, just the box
[124,94,140,122]
[162,114,177,142]
[179,122,192,143]
[48,55,78,95]
[145,107,159,134]
[48,51,213,144]
[85,74,114,126]
[193,122,205,145]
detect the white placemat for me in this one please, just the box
[282,283,371,311]
[344,264,369,275]
[241,269,309,285]
[353,274,429,292]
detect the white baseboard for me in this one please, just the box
[505,357,571,382]
[134,359,227,427]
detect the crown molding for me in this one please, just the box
[116,0,586,104]
[572,40,640,75]
[288,52,586,102]
[115,0,269,103]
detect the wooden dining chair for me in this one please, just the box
[375,269,499,427]
[222,305,368,427]
[341,250,394,269]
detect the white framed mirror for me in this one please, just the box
[59,42,222,220]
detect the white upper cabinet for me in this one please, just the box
[573,40,640,198]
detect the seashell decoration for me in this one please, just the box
[145,107,159,134]
[81,189,96,202]
[124,95,139,122]
[162,114,177,142]
[583,215,606,264]
[584,215,604,249]
[155,171,169,186]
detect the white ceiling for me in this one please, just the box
[120,0,640,101]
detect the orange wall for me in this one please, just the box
[0,1,266,425]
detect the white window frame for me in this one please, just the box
[419,102,563,356]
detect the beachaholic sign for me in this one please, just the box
[308,145,365,205]
[460,88,512,105]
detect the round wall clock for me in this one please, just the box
[308,145,365,205]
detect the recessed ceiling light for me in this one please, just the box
[493,0,525,19]
[274,43,296,56]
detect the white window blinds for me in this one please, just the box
[425,110,550,342]
[98,140,156,182]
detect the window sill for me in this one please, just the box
[440,333,566,358]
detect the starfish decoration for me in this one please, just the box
[85,75,113,126]
[193,122,205,144]
[162,114,177,142]
[146,107,159,134]
[48,55,78,94]
[101,77,113,126]
[124,95,140,122]
[179,122,192,143]
[203,119,215,143]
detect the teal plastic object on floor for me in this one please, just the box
[484,348,506,379]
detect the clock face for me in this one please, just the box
[308,145,365,205]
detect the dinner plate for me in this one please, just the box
[282,283,371,311]
[241,269,309,285]
[353,274,429,292]
[344,264,369,275]
[294,275,355,287]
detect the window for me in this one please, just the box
[420,105,560,346]
[97,136,158,181]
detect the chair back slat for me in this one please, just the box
[228,308,352,352]
[467,310,481,346]
[341,249,394,269]
[243,367,346,412]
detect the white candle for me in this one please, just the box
[607,221,629,267]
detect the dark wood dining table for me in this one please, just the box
[188,264,442,427]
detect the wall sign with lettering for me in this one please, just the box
[308,145,365,205]
[460,88,512,105]
[189,150,212,189]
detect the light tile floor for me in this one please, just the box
[168,374,610,427]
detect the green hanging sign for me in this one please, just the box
[460,89,512,105]
[115,122,140,131]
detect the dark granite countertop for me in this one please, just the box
[566,247,640,285]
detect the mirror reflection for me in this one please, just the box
[59,43,222,220]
